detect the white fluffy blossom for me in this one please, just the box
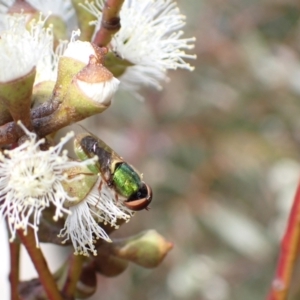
[34,38,68,85]
[0,122,96,246]
[0,13,53,82]
[59,176,134,256]
[34,29,78,85]
[83,0,196,97]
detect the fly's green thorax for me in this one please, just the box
[113,163,141,198]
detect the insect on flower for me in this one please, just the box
[74,128,152,211]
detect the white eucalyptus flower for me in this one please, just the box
[35,30,78,85]
[63,30,97,65]
[0,13,53,82]
[0,122,96,246]
[82,0,196,97]
[59,176,134,256]
[34,38,68,85]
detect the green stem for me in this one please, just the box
[17,229,63,300]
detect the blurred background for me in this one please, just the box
[3,0,300,299]
[85,0,300,299]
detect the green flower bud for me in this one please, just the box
[100,230,173,268]
[72,0,96,41]
[50,42,119,126]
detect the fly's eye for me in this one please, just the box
[127,185,147,202]
[124,182,152,211]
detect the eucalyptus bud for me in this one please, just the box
[50,40,119,124]
[72,0,96,41]
[100,230,173,268]
[0,68,35,128]
[0,14,53,127]
[94,252,129,277]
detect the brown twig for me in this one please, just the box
[92,0,124,47]
[267,181,300,300]
[61,254,85,299]
[9,241,20,300]
[0,96,108,145]
[17,229,63,300]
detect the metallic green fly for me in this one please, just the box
[74,129,152,211]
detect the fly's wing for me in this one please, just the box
[72,124,123,179]
[74,124,116,154]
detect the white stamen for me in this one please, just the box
[0,122,96,246]
[59,177,134,256]
[82,0,196,98]
[0,14,53,82]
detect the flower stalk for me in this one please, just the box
[9,240,20,300]
[61,254,85,299]
[91,0,124,47]
[17,228,63,300]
